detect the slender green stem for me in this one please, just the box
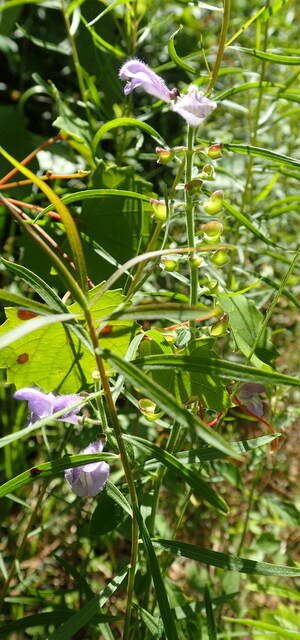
[185,126,197,333]
[61,0,93,130]
[85,314,139,639]
[126,220,163,298]
[207,0,231,94]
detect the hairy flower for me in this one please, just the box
[172,85,217,127]
[65,441,110,497]
[14,387,83,424]
[119,58,172,102]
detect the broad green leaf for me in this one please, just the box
[93,118,166,152]
[153,539,300,577]
[134,353,300,387]
[80,163,153,282]
[0,311,76,350]
[224,617,300,638]
[101,349,241,459]
[0,452,118,498]
[0,285,134,392]
[134,505,179,640]
[47,567,128,640]
[223,143,300,169]
[168,26,195,73]
[133,605,163,638]
[124,434,228,513]
[220,294,277,367]
[139,335,230,411]
[90,489,126,536]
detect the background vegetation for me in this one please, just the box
[0,0,300,638]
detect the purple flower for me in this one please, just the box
[65,441,110,497]
[237,383,266,417]
[172,85,217,127]
[119,58,172,102]
[14,387,83,424]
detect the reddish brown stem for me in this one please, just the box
[0,135,64,186]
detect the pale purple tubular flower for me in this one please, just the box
[238,383,266,417]
[172,85,217,127]
[14,387,83,424]
[119,58,172,102]
[65,441,110,497]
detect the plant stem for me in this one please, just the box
[85,314,139,639]
[61,0,93,130]
[207,0,231,95]
[126,220,163,298]
[185,126,197,333]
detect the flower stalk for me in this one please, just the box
[185,126,198,333]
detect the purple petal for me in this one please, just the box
[14,387,54,421]
[52,394,83,424]
[65,441,109,497]
[119,59,172,103]
[172,85,217,126]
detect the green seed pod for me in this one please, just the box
[160,257,178,271]
[139,398,163,422]
[211,250,229,266]
[200,220,223,244]
[155,147,174,164]
[150,198,167,221]
[207,143,223,159]
[191,255,205,268]
[199,164,215,180]
[210,314,229,337]
[185,179,203,194]
[203,190,224,215]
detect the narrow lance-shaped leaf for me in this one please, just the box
[154,539,300,577]
[134,354,300,387]
[101,349,241,459]
[0,453,118,498]
[124,434,228,513]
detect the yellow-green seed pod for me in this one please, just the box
[203,190,224,215]
[138,398,163,422]
[207,143,223,159]
[160,257,178,271]
[210,314,229,337]
[211,250,229,266]
[150,198,167,221]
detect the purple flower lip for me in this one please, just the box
[65,440,110,497]
[119,58,173,102]
[237,383,266,417]
[14,387,83,424]
[172,85,217,127]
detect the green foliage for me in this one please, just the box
[0,285,134,391]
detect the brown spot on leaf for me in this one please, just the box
[17,353,29,364]
[17,310,38,320]
[99,325,113,335]
[30,468,42,477]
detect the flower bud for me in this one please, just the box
[155,147,174,164]
[65,441,110,497]
[160,256,178,271]
[210,314,229,337]
[139,398,163,422]
[203,190,224,215]
[211,250,229,266]
[150,198,167,221]
[207,143,222,159]
[185,179,203,194]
